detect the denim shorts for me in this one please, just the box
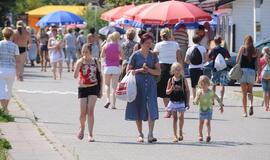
[211,70,229,85]
[262,79,270,92]
[65,47,77,63]
[239,68,256,84]
[199,110,213,120]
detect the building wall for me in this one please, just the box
[260,0,270,41]
[232,0,254,51]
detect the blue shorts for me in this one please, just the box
[211,70,229,85]
[199,111,213,120]
[65,47,77,63]
[262,79,270,92]
[239,68,256,84]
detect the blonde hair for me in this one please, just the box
[198,75,211,87]
[111,31,120,42]
[160,28,171,40]
[2,27,13,40]
[262,46,269,55]
[170,62,184,75]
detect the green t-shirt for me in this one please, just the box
[195,89,222,112]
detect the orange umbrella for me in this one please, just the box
[122,3,153,20]
[135,1,211,25]
[101,4,135,21]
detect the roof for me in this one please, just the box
[26,5,85,16]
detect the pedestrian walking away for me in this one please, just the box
[208,35,231,104]
[236,35,260,117]
[194,75,224,142]
[164,62,190,143]
[185,35,208,101]
[125,33,161,143]
[37,28,49,72]
[258,46,270,111]
[64,28,77,72]
[153,28,182,108]
[74,43,103,142]
[101,32,123,109]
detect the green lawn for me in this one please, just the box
[253,91,263,98]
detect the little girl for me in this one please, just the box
[74,43,102,142]
[165,62,190,142]
[194,75,224,142]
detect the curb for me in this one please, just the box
[11,93,77,160]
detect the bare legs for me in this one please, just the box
[240,83,254,117]
[212,85,225,103]
[172,112,184,142]
[40,50,48,72]
[0,99,10,114]
[78,95,97,142]
[198,119,211,142]
[52,61,63,80]
[104,74,119,109]
[163,98,169,107]
[16,52,27,81]
[263,90,270,111]
[135,114,156,143]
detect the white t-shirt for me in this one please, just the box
[153,40,180,64]
[185,44,207,69]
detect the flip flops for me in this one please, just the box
[104,102,110,109]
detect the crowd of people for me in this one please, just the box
[0,20,269,143]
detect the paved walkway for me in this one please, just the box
[0,98,74,160]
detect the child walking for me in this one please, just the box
[165,62,190,142]
[194,75,224,142]
[74,43,102,142]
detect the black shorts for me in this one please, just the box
[189,68,203,88]
[19,47,27,54]
[157,63,172,98]
[78,85,99,98]
[40,45,48,52]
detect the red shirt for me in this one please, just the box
[79,62,98,85]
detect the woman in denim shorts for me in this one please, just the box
[258,47,270,111]
[236,35,260,117]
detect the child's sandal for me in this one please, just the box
[206,136,211,143]
[178,135,184,141]
[173,137,178,143]
[198,136,203,142]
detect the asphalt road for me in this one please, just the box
[13,66,270,160]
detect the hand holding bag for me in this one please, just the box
[116,72,137,102]
[228,50,243,80]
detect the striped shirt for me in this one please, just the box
[0,40,19,69]
[173,29,189,47]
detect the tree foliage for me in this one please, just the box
[105,0,153,6]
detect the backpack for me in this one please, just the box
[214,53,227,71]
[261,64,270,80]
[190,47,202,65]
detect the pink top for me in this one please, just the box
[104,42,120,67]
[259,57,267,81]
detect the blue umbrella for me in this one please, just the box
[98,26,126,36]
[36,10,84,27]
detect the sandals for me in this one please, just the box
[77,129,84,140]
[242,113,248,117]
[173,137,178,143]
[198,136,203,142]
[148,135,157,143]
[206,136,211,143]
[178,135,184,141]
[137,134,144,143]
[104,102,110,109]
[88,136,95,142]
[249,106,254,116]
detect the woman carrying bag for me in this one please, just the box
[236,35,260,117]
